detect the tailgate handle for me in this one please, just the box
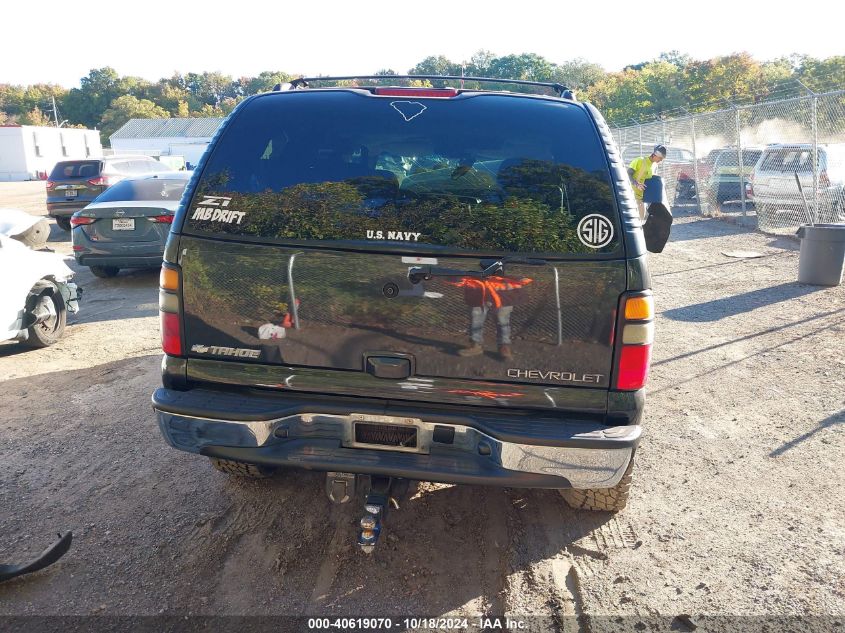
[365,355,412,379]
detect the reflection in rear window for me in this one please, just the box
[94,178,188,202]
[49,161,101,180]
[185,92,620,255]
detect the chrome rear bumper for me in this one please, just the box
[156,406,639,490]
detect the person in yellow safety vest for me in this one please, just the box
[628,145,666,221]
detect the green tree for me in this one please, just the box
[62,67,124,128]
[468,50,496,75]
[99,95,169,143]
[584,69,650,123]
[409,55,461,77]
[552,59,606,90]
[684,53,767,110]
[488,53,554,82]
[184,71,237,106]
[18,106,53,126]
[241,71,296,95]
[797,56,845,93]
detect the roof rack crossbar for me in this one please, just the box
[277,75,574,98]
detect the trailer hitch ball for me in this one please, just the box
[358,513,382,553]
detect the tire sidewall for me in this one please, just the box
[25,284,67,347]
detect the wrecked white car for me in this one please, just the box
[0,212,81,347]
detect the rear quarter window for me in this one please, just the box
[104,160,132,174]
[182,92,621,257]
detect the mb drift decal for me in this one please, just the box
[191,344,260,359]
[191,196,245,224]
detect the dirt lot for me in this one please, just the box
[0,181,843,631]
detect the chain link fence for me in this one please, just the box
[612,90,845,234]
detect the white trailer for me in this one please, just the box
[0,126,103,181]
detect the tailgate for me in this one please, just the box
[180,236,627,407]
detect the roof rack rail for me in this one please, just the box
[272,75,575,99]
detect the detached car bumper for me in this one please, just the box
[152,387,640,490]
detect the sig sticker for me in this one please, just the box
[577,214,614,249]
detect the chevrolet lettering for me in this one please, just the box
[506,369,603,383]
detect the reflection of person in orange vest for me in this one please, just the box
[447,275,533,361]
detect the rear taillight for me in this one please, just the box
[160,264,182,356]
[46,180,56,190]
[614,293,654,391]
[70,215,96,227]
[820,170,830,188]
[149,214,174,224]
[87,176,113,187]
[373,87,459,97]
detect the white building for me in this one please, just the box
[109,117,225,168]
[0,126,103,181]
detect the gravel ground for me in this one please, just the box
[0,182,843,632]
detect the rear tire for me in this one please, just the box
[90,265,120,278]
[22,285,67,348]
[55,217,72,231]
[209,458,276,479]
[559,456,634,512]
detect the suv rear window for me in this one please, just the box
[184,91,620,256]
[49,160,101,180]
[759,148,813,172]
[716,150,762,167]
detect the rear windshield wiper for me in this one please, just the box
[408,256,547,284]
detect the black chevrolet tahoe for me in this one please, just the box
[153,77,668,544]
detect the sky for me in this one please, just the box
[4,0,842,88]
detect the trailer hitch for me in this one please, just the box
[358,476,408,553]
[325,473,409,552]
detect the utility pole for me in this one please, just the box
[51,96,60,127]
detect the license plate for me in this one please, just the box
[347,413,425,454]
[65,189,77,198]
[112,218,135,231]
